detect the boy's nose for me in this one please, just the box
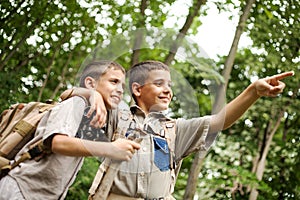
[162,83,172,91]
[162,84,173,96]
[116,84,124,94]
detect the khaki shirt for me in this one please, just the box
[108,106,211,198]
[9,97,87,200]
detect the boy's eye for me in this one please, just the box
[153,81,163,87]
[152,81,173,88]
[110,79,125,90]
[111,79,118,84]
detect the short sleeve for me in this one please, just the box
[175,116,211,160]
[41,96,86,141]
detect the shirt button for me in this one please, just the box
[140,172,145,176]
[142,147,147,152]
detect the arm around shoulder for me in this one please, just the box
[60,87,107,128]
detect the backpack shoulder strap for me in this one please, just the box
[89,109,134,198]
[111,109,133,141]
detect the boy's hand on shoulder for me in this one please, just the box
[87,90,107,128]
[60,88,107,128]
[254,71,294,97]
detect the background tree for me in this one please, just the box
[1,0,299,199]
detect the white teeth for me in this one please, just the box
[112,96,120,102]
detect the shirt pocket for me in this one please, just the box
[153,137,170,171]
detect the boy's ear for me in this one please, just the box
[132,82,142,97]
[85,77,96,89]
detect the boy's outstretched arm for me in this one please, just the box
[210,71,294,133]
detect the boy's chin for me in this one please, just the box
[105,102,118,110]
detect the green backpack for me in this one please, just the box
[0,101,55,178]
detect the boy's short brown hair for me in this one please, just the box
[79,60,125,87]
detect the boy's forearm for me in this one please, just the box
[209,71,293,133]
[223,83,260,129]
[51,134,140,161]
[60,87,92,101]
[52,134,94,157]
[51,134,115,157]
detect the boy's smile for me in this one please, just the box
[134,69,173,113]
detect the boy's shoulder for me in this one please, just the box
[61,95,88,106]
[53,96,88,113]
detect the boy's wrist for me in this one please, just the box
[249,81,261,99]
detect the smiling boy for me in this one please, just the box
[0,61,140,200]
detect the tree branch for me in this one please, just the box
[164,0,206,66]
[0,18,42,71]
[50,53,73,100]
[37,35,69,101]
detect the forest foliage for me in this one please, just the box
[1,0,299,199]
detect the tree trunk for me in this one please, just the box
[185,0,256,199]
[131,0,147,66]
[249,110,284,200]
[247,127,262,193]
[249,84,299,199]
[214,0,256,111]
[183,152,206,200]
[222,0,256,87]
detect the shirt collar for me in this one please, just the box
[129,105,173,121]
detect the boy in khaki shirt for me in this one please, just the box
[0,61,140,200]
[68,60,293,199]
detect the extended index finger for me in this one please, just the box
[271,71,294,80]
